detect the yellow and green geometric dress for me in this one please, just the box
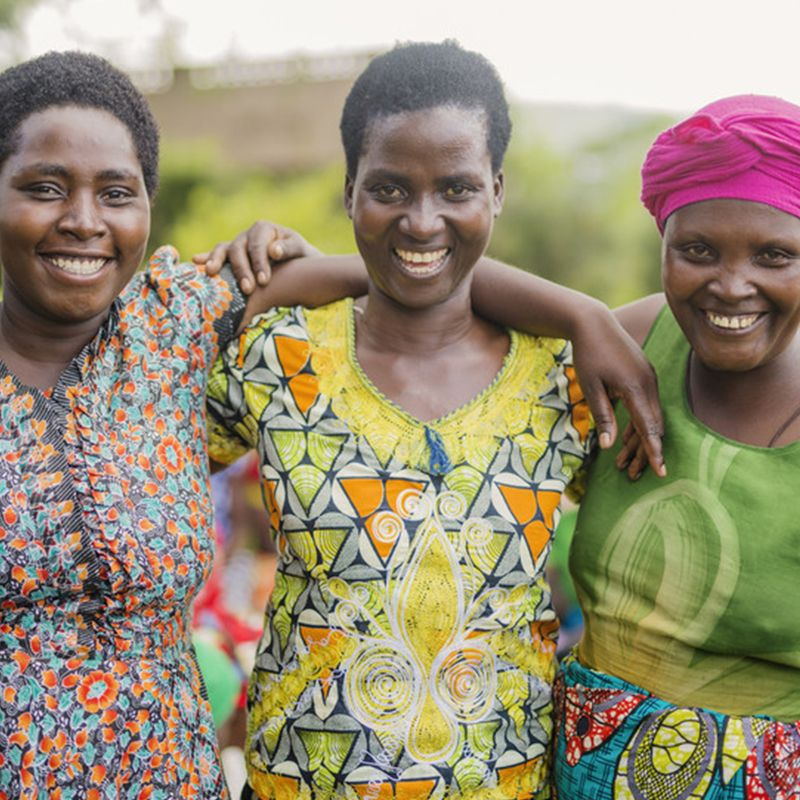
[207,299,594,799]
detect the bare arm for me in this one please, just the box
[240,255,367,331]
[200,224,665,476]
[608,293,668,478]
[196,221,368,332]
[472,258,665,476]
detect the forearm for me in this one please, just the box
[242,255,368,327]
[472,256,665,475]
[471,257,608,338]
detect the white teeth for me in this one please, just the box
[49,256,107,275]
[394,247,448,271]
[706,311,759,330]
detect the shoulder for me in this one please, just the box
[513,329,573,369]
[613,293,667,346]
[215,302,325,378]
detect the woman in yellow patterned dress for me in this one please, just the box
[208,41,596,800]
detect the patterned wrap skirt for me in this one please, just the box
[552,655,800,799]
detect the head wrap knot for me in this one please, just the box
[641,94,800,231]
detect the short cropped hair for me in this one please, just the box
[340,40,512,178]
[0,51,160,197]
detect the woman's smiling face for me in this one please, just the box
[344,105,503,311]
[0,105,150,331]
[662,198,800,373]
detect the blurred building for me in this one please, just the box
[134,51,375,173]
[132,50,658,174]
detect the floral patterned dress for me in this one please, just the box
[207,300,594,799]
[0,246,243,799]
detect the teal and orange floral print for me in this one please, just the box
[0,246,244,798]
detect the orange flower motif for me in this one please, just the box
[155,434,185,474]
[75,670,120,714]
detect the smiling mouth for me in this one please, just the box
[394,247,449,275]
[705,310,762,331]
[44,255,109,276]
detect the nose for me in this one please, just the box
[56,191,107,240]
[398,195,445,240]
[712,259,757,302]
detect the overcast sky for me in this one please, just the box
[19,0,800,113]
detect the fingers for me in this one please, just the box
[243,222,277,288]
[614,426,649,480]
[620,383,666,477]
[615,425,639,470]
[194,243,231,276]
[269,228,320,262]
[627,443,650,480]
[581,380,617,451]
[219,233,258,294]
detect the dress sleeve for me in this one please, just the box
[144,245,246,363]
[553,341,596,502]
[206,307,294,466]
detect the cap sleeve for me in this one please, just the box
[144,245,246,363]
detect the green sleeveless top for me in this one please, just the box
[571,306,800,722]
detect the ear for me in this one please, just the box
[344,175,355,219]
[493,170,505,217]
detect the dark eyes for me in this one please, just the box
[372,184,405,200]
[101,187,135,204]
[25,183,64,199]
[758,247,795,266]
[679,243,714,261]
[676,242,796,267]
[370,183,475,201]
[24,183,134,204]
[444,183,473,198]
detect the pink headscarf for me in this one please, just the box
[641,94,800,232]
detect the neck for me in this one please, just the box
[0,302,107,389]
[357,282,477,355]
[688,337,800,446]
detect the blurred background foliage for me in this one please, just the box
[1,0,676,308]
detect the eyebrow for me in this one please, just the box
[14,162,141,182]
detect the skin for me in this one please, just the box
[344,106,509,421]
[615,198,800,463]
[0,105,366,393]
[0,106,150,389]
[202,220,668,472]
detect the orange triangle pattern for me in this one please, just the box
[497,757,540,794]
[287,373,320,416]
[396,781,437,800]
[365,513,396,561]
[350,779,438,799]
[536,490,561,530]
[256,773,301,800]
[352,784,393,800]
[299,626,346,700]
[274,334,310,377]
[497,484,538,525]
[385,479,426,515]
[523,520,551,563]
[563,366,592,439]
[263,479,281,531]
[339,477,384,518]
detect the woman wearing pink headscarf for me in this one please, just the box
[554,95,800,798]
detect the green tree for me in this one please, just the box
[161,159,354,261]
[491,116,670,307]
[0,0,33,28]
